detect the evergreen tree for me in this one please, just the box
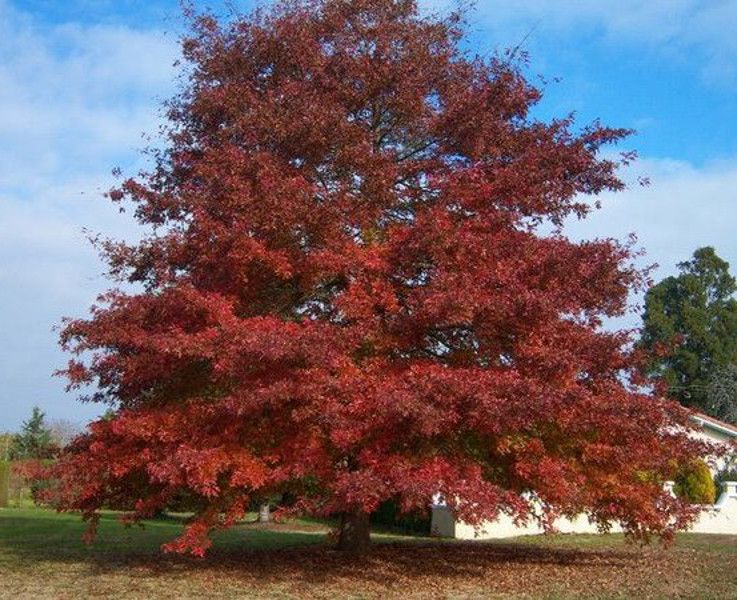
[10,407,57,460]
[640,247,737,417]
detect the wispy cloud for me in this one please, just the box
[565,156,737,313]
[425,0,737,85]
[0,1,179,429]
[0,2,179,185]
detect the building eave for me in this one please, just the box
[690,412,737,438]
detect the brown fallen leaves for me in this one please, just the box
[9,538,730,600]
[194,542,709,599]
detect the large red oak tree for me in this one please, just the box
[53,0,712,554]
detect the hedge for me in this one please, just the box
[0,461,9,507]
[674,458,717,505]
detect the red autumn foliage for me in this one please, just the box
[51,0,714,554]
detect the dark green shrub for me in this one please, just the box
[370,498,431,535]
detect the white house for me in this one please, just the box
[690,412,737,473]
[431,412,737,539]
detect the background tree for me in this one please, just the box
[51,0,711,555]
[10,407,57,460]
[640,247,737,419]
[0,433,12,461]
[0,433,11,508]
[705,364,737,424]
[48,419,82,450]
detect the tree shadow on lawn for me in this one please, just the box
[202,541,642,587]
[86,540,685,599]
[2,511,657,592]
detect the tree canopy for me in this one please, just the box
[640,247,737,421]
[50,0,711,555]
[10,406,57,461]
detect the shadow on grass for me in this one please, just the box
[0,510,648,590]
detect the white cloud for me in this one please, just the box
[423,0,737,85]
[0,2,178,430]
[564,156,737,322]
[0,2,179,184]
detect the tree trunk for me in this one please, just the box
[258,502,271,523]
[336,510,371,553]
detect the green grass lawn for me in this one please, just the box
[2,506,737,599]
[0,507,329,556]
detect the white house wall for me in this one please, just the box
[690,427,734,474]
[688,481,737,534]
[432,482,737,539]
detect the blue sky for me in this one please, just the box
[2,0,737,430]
